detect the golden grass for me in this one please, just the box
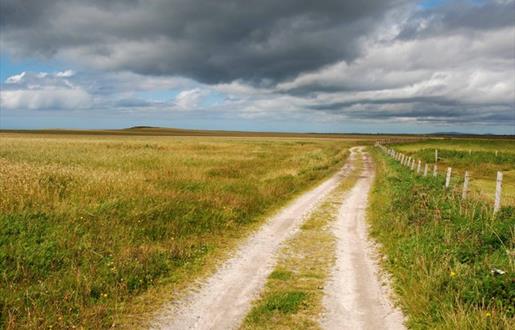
[0,133,356,329]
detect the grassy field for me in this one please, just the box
[0,132,353,329]
[369,149,514,329]
[392,138,515,206]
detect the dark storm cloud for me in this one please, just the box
[1,0,513,129]
[309,100,515,124]
[0,0,406,84]
[312,100,515,125]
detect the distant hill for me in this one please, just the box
[0,127,513,139]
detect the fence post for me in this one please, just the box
[494,171,503,213]
[423,163,428,177]
[417,160,421,174]
[495,150,498,157]
[445,167,452,188]
[433,164,438,177]
[435,149,438,163]
[462,171,470,199]
[411,159,416,171]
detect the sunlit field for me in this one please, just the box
[0,132,353,328]
[392,138,515,206]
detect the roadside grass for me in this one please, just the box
[0,134,353,329]
[242,153,362,329]
[392,138,515,205]
[369,149,514,329]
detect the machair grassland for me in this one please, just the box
[0,133,352,329]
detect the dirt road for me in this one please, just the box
[151,148,358,329]
[152,147,404,330]
[321,150,405,330]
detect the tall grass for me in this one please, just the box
[0,134,351,329]
[369,150,514,329]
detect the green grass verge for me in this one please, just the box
[242,154,362,329]
[368,149,514,329]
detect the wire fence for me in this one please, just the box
[375,142,507,215]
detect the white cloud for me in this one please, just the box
[1,88,91,110]
[56,69,75,77]
[5,72,26,84]
[174,88,208,110]
[1,71,92,110]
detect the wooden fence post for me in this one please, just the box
[494,171,503,213]
[411,159,416,171]
[445,167,452,188]
[435,149,438,163]
[423,163,428,177]
[417,160,421,174]
[462,171,470,199]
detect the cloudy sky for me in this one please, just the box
[1,0,514,133]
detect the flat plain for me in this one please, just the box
[1,131,513,329]
[0,132,354,328]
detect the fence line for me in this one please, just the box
[375,142,504,215]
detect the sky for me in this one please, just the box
[0,0,514,134]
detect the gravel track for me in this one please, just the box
[151,148,359,330]
[321,149,405,330]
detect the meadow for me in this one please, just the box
[370,147,514,329]
[0,132,352,328]
[392,138,515,206]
